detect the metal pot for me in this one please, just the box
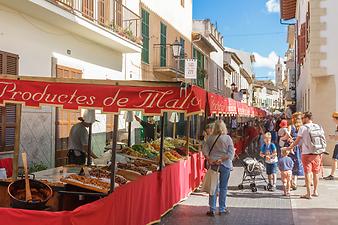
[8,179,53,210]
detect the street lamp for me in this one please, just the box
[172,38,182,81]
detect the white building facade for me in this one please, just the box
[0,0,142,166]
[280,0,338,164]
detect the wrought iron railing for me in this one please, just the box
[153,44,185,73]
[49,0,141,44]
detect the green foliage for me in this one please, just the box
[29,162,48,173]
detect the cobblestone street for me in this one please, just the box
[160,166,338,225]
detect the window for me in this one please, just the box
[179,38,185,72]
[0,50,19,152]
[141,9,150,64]
[180,0,185,7]
[160,22,167,67]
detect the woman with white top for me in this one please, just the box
[202,120,234,217]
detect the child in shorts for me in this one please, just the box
[260,132,278,191]
[278,148,294,196]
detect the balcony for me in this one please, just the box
[153,44,185,79]
[0,0,141,53]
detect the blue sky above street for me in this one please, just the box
[193,0,287,81]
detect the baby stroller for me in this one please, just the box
[237,157,268,192]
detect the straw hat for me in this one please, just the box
[332,112,338,119]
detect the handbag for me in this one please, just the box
[201,166,220,195]
[204,134,221,169]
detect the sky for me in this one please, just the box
[193,0,287,81]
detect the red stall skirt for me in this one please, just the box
[0,153,205,225]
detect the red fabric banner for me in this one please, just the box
[207,93,227,115]
[0,153,205,225]
[225,98,237,115]
[0,78,206,115]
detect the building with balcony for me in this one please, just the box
[0,0,142,166]
[280,0,338,164]
[224,48,255,105]
[192,19,225,96]
[140,0,192,81]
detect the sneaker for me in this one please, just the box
[323,175,334,180]
[219,209,230,216]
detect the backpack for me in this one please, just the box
[304,123,327,154]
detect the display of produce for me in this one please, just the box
[169,150,183,159]
[133,160,158,172]
[175,147,188,156]
[132,145,158,159]
[117,163,150,176]
[164,152,179,162]
[89,168,129,186]
[121,147,144,158]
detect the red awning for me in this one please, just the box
[0,76,206,116]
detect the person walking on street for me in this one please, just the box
[278,148,294,196]
[288,112,326,199]
[324,112,338,180]
[202,120,234,217]
[260,132,278,191]
[288,112,305,189]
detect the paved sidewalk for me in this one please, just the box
[159,166,338,225]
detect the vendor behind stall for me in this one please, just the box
[68,111,97,165]
[135,115,156,142]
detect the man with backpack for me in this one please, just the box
[288,112,327,199]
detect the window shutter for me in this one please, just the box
[82,0,94,19]
[306,2,310,49]
[0,50,19,152]
[297,23,306,65]
[98,0,110,26]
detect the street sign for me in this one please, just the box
[184,59,197,79]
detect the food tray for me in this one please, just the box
[60,177,114,194]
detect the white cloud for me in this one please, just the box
[253,51,279,70]
[266,0,280,13]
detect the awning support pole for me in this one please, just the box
[128,122,132,147]
[110,114,119,192]
[159,116,165,171]
[87,124,93,166]
[185,116,191,155]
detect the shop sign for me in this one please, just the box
[0,78,206,115]
[184,59,197,79]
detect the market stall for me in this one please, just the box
[206,92,266,156]
[0,75,207,225]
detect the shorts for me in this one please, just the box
[332,144,338,160]
[302,154,322,174]
[280,170,292,184]
[266,163,277,175]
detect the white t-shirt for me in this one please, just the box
[297,123,313,155]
